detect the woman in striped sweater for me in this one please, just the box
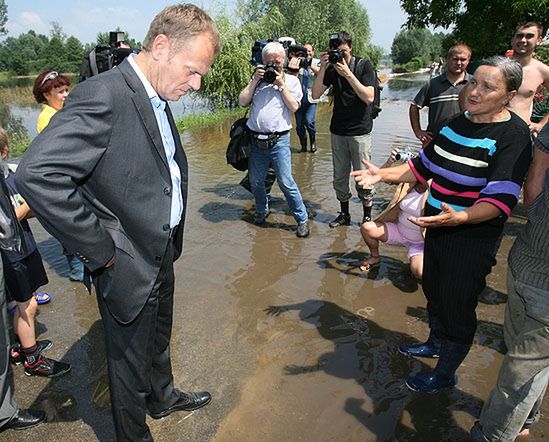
[352,56,533,393]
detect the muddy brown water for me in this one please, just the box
[6,77,547,441]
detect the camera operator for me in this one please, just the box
[312,31,376,227]
[239,41,310,238]
[294,44,320,153]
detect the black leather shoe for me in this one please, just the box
[149,391,211,419]
[310,144,317,153]
[3,409,45,431]
[329,212,351,228]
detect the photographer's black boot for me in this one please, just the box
[299,134,307,153]
[309,133,317,153]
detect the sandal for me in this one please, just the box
[360,257,381,272]
[35,292,52,305]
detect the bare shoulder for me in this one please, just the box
[532,57,549,77]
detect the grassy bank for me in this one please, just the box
[175,107,244,132]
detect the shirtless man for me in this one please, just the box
[509,22,549,136]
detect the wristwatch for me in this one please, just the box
[278,85,286,92]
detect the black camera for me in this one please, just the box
[328,49,344,64]
[299,57,312,68]
[263,61,278,84]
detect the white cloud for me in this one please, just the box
[6,11,49,37]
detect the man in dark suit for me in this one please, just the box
[15,5,220,441]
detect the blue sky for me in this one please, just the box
[3,0,411,52]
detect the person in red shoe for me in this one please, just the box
[0,167,46,432]
[0,128,70,378]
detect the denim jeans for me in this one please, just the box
[249,133,308,224]
[295,101,316,144]
[471,269,549,441]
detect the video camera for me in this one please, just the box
[79,31,138,82]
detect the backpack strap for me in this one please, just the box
[89,48,99,77]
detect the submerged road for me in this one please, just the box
[5,95,548,441]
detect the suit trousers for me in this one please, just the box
[97,240,178,442]
[0,258,17,429]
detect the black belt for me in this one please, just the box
[250,130,289,137]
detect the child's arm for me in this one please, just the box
[15,201,34,220]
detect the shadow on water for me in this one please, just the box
[265,300,483,441]
[28,320,114,441]
[318,250,420,294]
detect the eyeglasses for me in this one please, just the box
[39,71,59,88]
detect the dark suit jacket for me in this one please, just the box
[15,59,188,324]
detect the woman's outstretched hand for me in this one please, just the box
[351,159,381,189]
[408,203,467,228]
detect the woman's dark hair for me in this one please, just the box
[478,56,523,92]
[32,70,71,104]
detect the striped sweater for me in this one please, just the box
[409,112,532,236]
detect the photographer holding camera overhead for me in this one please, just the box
[239,41,310,238]
[312,31,376,228]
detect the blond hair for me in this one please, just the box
[142,3,221,55]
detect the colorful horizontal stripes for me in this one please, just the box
[430,181,480,199]
[440,126,497,155]
[427,193,467,212]
[419,150,488,187]
[434,145,489,168]
[481,180,521,198]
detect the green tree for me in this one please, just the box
[0,0,7,36]
[0,31,47,74]
[199,15,252,107]
[363,44,385,69]
[49,21,67,43]
[391,28,440,66]
[400,0,549,57]
[63,36,84,72]
[39,36,67,71]
[237,0,371,56]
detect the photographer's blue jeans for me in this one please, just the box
[471,269,549,441]
[295,101,316,145]
[249,133,308,224]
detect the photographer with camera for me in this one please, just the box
[294,44,320,153]
[312,31,376,227]
[239,41,310,238]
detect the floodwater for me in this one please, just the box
[5,75,547,441]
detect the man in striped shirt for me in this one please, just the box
[471,124,549,441]
[409,44,472,147]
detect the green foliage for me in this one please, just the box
[63,36,84,73]
[391,28,442,65]
[535,44,549,65]
[40,37,67,72]
[363,44,386,69]
[400,0,549,57]
[198,0,373,108]
[176,107,245,131]
[237,0,371,55]
[198,16,254,108]
[0,104,30,157]
[0,0,7,36]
